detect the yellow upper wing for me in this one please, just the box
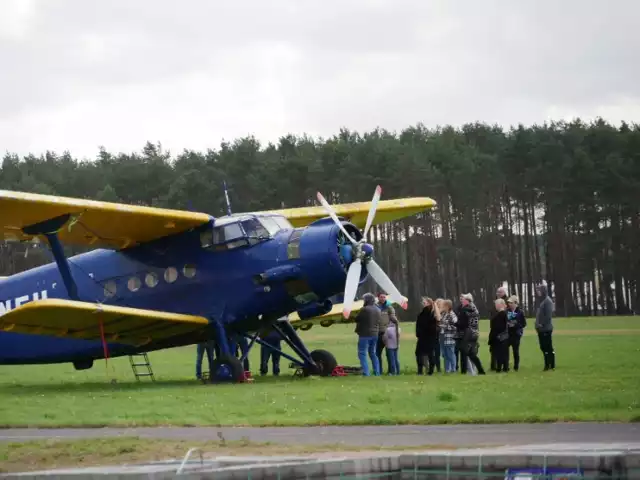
[263,197,436,229]
[0,299,209,346]
[0,189,434,251]
[0,189,211,249]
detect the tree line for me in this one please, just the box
[1,118,638,319]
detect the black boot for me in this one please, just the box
[549,351,556,370]
[543,353,550,371]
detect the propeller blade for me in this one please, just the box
[316,191,358,245]
[387,295,409,308]
[366,259,408,310]
[342,258,362,318]
[362,185,382,240]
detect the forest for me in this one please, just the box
[1,118,638,318]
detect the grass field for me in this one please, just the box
[0,316,639,428]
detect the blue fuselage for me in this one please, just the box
[0,218,362,365]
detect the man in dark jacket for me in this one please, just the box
[535,283,555,371]
[355,292,382,376]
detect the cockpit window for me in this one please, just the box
[287,228,303,259]
[273,216,293,230]
[223,222,244,241]
[242,218,268,238]
[200,215,293,252]
[260,216,281,236]
[200,221,248,251]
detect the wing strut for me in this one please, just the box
[23,213,80,300]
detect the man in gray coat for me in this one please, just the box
[535,283,555,371]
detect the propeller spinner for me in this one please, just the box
[316,186,409,318]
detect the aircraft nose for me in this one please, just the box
[362,243,374,257]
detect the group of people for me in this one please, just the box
[354,284,556,376]
[353,291,401,376]
[195,284,556,379]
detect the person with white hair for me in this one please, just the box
[490,286,509,370]
[489,298,510,372]
[457,293,486,375]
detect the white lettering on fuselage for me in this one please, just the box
[0,290,48,317]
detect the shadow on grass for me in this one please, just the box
[2,374,310,395]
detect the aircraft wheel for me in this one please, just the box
[210,354,245,383]
[303,349,337,377]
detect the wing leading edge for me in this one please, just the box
[0,299,210,346]
[263,197,436,229]
[0,189,211,250]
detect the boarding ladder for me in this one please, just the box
[128,353,155,382]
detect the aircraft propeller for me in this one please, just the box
[316,186,409,319]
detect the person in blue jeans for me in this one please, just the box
[354,292,382,376]
[383,317,401,374]
[195,339,216,379]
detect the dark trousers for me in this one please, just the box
[454,337,462,371]
[376,332,386,373]
[415,338,438,375]
[494,340,509,372]
[260,342,281,375]
[490,345,497,371]
[508,334,521,371]
[460,340,485,374]
[537,331,555,370]
[196,342,215,378]
[233,337,250,371]
[434,337,442,372]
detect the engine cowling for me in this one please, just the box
[295,217,367,301]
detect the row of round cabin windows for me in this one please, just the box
[103,265,196,298]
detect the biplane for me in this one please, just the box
[0,186,435,382]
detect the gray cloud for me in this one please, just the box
[1,0,639,158]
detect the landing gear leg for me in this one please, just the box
[208,318,244,383]
[272,321,337,376]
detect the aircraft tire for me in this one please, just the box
[210,354,245,383]
[304,349,338,377]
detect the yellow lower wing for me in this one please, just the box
[263,197,436,229]
[0,299,209,346]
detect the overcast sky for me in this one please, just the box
[1,0,639,159]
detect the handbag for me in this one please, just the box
[497,330,509,342]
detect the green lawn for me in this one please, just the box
[0,316,639,427]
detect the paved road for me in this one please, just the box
[0,423,638,447]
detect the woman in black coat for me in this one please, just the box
[506,295,527,371]
[416,297,440,375]
[488,298,510,372]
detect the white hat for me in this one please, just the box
[461,293,474,302]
